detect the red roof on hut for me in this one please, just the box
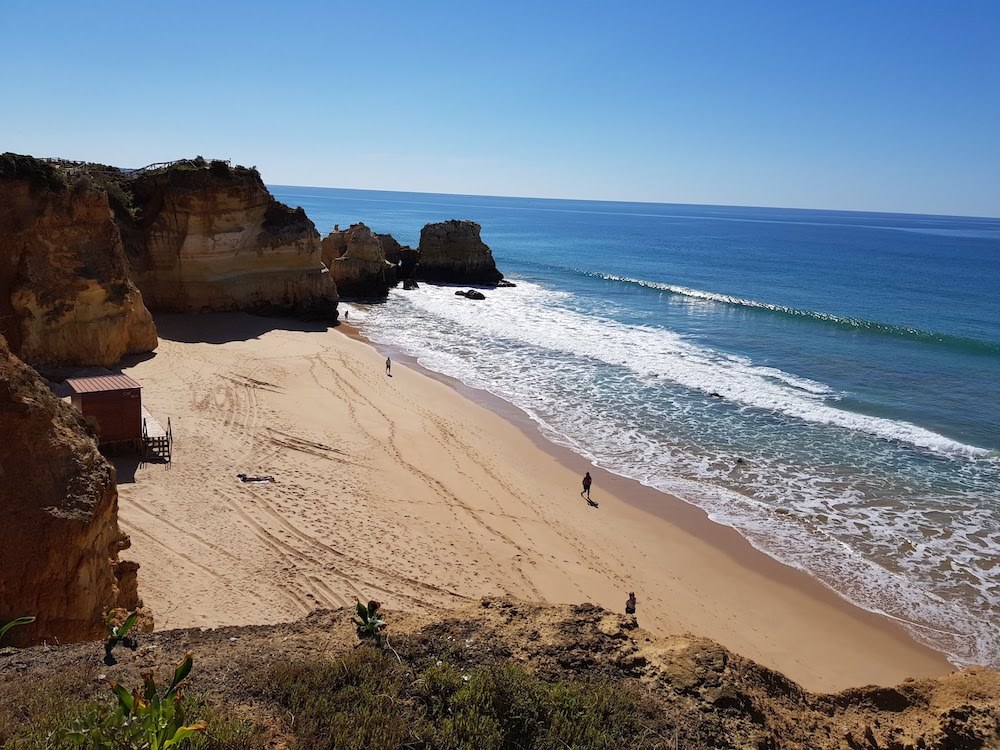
[66,374,142,394]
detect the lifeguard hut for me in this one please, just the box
[66,374,172,462]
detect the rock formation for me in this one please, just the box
[2,599,997,748]
[320,223,396,297]
[377,232,420,279]
[125,162,338,318]
[416,220,503,285]
[0,335,145,647]
[0,155,158,367]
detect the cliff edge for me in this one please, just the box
[1,599,996,748]
[0,154,157,368]
[0,335,145,647]
[125,161,338,318]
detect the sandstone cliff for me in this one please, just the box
[125,162,338,318]
[0,336,144,647]
[377,232,420,279]
[0,155,157,367]
[416,219,503,285]
[320,222,396,297]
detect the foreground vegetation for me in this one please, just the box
[1,647,671,749]
[1,601,674,749]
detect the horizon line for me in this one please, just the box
[265,182,1000,222]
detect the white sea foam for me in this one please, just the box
[360,280,1000,667]
[387,281,985,457]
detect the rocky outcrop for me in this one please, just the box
[0,156,158,367]
[125,163,338,318]
[320,223,396,297]
[377,232,419,279]
[416,220,503,285]
[2,599,997,748]
[0,336,145,647]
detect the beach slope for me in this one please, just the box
[117,313,952,692]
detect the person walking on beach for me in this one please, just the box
[581,471,592,500]
[386,356,392,376]
[625,591,637,615]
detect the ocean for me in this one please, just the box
[270,185,1000,668]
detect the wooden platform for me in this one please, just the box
[142,407,172,464]
[141,407,165,438]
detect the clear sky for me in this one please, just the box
[2,1,998,216]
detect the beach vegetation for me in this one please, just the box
[352,600,385,643]
[46,652,206,749]
[0,153,65,192]
[104,608,139,660]
[265,647,672,749]
[0,616,35,644]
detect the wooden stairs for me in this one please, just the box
[142,409,173,465]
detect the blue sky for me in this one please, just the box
[2,1,998,216]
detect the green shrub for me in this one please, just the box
[50,652,205,749]
[104,608,139,659]
[0,153,64,191]
[0,616,35,644]
[352,600,385,643]
[264,649,671,750]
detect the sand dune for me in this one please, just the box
[116,313,951,691]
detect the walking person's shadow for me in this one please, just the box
[580,490,599,508]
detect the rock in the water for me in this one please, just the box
[0,335,146,646]
[125,162,338,318]
[321,223,396,298]
[402,278,419,290]
[416,220,503,285]
[455,289,486,300]
[497,279,517,288]
[0,154,158,367]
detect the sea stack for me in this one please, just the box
[416,220,503,285]
[320,222,397,298]
[0,154,158,367]
[0,335,145,647]
[124,160,339,318]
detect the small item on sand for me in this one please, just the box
[237,473,275,483]
[625,591,637,615]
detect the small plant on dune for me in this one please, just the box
[0,616,35,644]
[55,651,206,749]
[353,600,386,643]
[104,608,139,661]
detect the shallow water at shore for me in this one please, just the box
[272,185,1000,667]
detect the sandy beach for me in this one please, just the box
[115,313,953,692]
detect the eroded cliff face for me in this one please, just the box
[377,232,419,279]
[0,174,157,367]
[126,166,338,318]
[320,222,397,297]
[0,336,144,646]
[416,220,503,285]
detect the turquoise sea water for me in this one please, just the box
[271,185,1000,667]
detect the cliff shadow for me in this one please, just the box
[153,312,330,345]
[110,453,141,484]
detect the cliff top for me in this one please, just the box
[2,598,997,748]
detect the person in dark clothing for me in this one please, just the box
[581,471,592,499]
[625,592,637,615]
[386,356,392,376]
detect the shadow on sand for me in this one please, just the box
[153,312,331,345]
